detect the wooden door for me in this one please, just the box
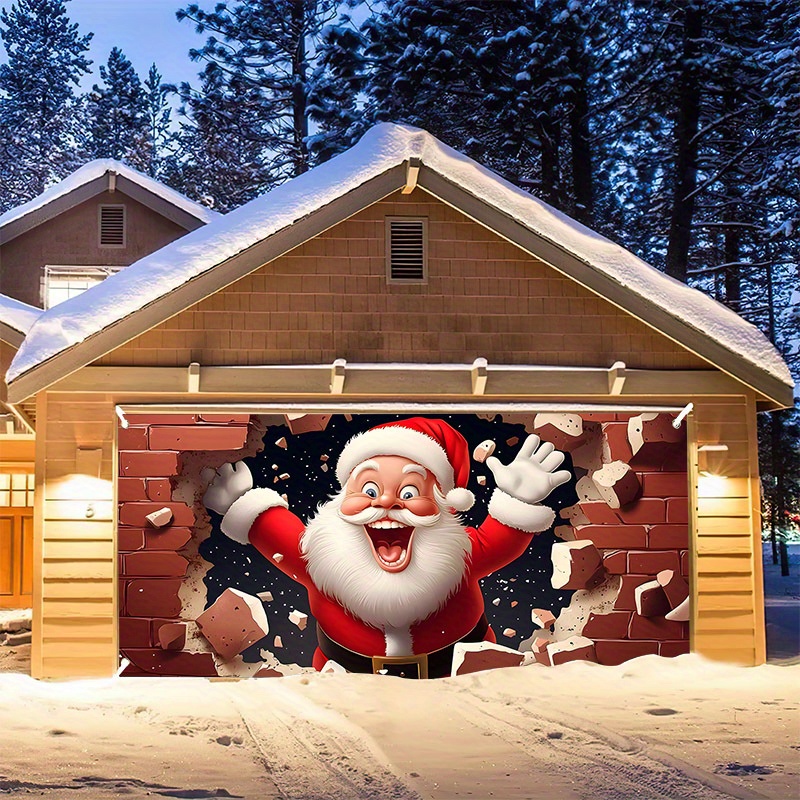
[0,509,33,608]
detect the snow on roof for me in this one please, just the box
[7,124,793,391]
[0,293,41,337]
[0,159,219,232]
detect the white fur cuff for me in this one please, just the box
[221,488,288,544]
[488,489,555,533]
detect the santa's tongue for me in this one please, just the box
[377,541,403,563]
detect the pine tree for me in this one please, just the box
[139,64,174,179]
[0,0,92,208]
[85,47,148,165]
[176,0,338,182]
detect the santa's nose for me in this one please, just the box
[372,491,402,509]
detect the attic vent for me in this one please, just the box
[99,204,125,247]
[386,217,427,283]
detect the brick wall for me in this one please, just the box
[118,413,250,676]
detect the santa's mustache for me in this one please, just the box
[337,504,441,529]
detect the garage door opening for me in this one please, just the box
[117,411,689,677]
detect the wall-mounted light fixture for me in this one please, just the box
[698,444,729,452]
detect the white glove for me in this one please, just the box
[202,461,254,515]
[486,434,570,505]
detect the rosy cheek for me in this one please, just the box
[404,496,439,516]
[341,495,371,516]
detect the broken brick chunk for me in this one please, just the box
[533,413,586,451]
[531,608,556,630]
[158,622,187,651]
[664,596,690,622]
[656,569,690,610]
[288,609,308,630]
[195,588,270,660]
[546,636,598,666]
[551,540,604,590]
[145,507,174,529]
[284,413,331,434]
[591,461,641,509]
[634,580,671,618]
[452,641,525,676]
[473,440,496,463]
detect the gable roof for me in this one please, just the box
[5,124,794,408]
[0,293,41,348]
[0,159,219,245]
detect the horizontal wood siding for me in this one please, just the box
[33,392,118,679]
[95,190,706,371]
[690,395,765,665]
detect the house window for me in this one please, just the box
[0,474,34,507]
[99,204,126,247]
[386,217,427,283]
[44,265,122,308]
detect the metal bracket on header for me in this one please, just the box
[672,402,694,428]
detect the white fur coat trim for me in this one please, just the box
[221,488,288,544]
[488,489,555,533]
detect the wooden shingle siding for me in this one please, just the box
[690,394,765,665]
[96,191,706,371]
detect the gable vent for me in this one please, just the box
[100,205,125,247]
[387,217,427,282]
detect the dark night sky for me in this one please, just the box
[202,413,578,666]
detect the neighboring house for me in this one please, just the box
[0,162,218,608]
[2,124,794,679]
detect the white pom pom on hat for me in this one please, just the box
[336,417,475,511]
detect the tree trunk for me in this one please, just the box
[665,3,703,282]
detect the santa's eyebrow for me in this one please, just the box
[350,460,380,482]
[402,464,427,477]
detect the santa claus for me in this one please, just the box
[203,417,570,678]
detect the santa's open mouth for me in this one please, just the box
[364,519,415,572]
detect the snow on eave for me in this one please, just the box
[0,293,40,338]
[0,159,219,232]
[6,123,793,399]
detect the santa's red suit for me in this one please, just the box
[240,504,547,671]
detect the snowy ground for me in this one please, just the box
[0,547,796,799]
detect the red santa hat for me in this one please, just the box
[336,417,475,512]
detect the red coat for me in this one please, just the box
[248,506,534,667]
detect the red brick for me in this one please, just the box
[660,640,690,658]
[629,615,688,640]
[150,618,181,644]
[579,501,620,524]
[583,611,631,639]
[118,580,128,615]
[118,502,194,527]
[630,442,686,472]
[119,451,179,477]
[576,524,648,549]
[118,426,148,450]
[614,575,652,611]
[648,524,688,548]
[666,497,689,523]
[119,617,152,648]
[144,527,192,551]
[126,579,182,617]
[616,498,665,524]
[118,478,148,501]
[118,529,146,551]
[642,472,688,497]
[594,640,659,666]
[141,415,198,425]
[602,422,633,461]
[146,479,172,502]
[602,550,628,574]
[627,550,681,575]
[681,550,689,576]
[149,426,248,451]
[581,413,617,423]
[122,649,217,676]
[198,413,250,424]
[123,551,189,578]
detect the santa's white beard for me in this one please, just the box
[300,490,472,632]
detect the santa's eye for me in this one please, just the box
[362,481,380,498]
[399,485,419,500]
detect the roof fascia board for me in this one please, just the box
[418,168,794,409]
[0,323,23,348]
[7,164,408,404]
[114,174,209,231]
[0,176,108,245]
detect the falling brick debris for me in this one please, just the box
[279,472,290,481]
[275,437,287,449]
[477,475,487,486]
[195,588,270,660]
[634,580,671,617]
[510,601,518,608]
[272,553,284,563]
[284,413,332,435]
[257,591,273,602]
[492,598,501,606]
[591,461,641,508]
[502,627,517,638]
[451,641,525,676]
[288,609,308,630]
[321,463,329,472]
[472,440,495,463]
[531,609,557,630]
[273,635,283,648]
[551,540,604,590]
[320,454,329,462]
[506,436,519,447]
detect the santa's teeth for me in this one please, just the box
[371,520,403,529]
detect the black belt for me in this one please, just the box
[316,614,489,679]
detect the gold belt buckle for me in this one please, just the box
[371,653,429,679]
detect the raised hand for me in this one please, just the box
[202,461,253,515]
[486,435,571,505]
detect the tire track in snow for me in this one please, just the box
[458,687,769,800]
[224,680,420,800]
